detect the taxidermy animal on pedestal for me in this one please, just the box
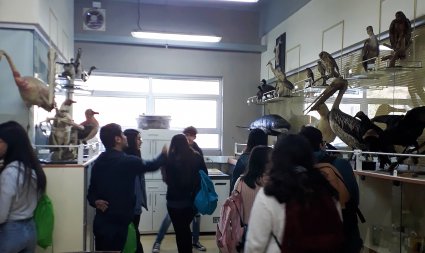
[256,79,276,101]
[361,26,379,71]
[306,78,393,168]
[382,11,412,67]
[319,51,340,78]
[0,49,57,112]
[266,61,294,97]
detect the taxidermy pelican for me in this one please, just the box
[0,49,56,112]
[314,103,336,143]
[305,78,391,167]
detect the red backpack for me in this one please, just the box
[275,191,345,253]
[216,188,246,253]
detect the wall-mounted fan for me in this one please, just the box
[83,8,106,31]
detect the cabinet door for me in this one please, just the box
[150,139,172,179]
[200,179,230,232]
[139,192,153,233]
[152,191,174,232]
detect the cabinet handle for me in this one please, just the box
[215,182,227,185]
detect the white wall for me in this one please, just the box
[261,0,425,77]
[0,0,74,59]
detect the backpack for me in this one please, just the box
[194,170,218,215]
[122,223,137,253]
[276,192,345,253]
[216,188,246,253]
[315,163,350,208]
[34,194,55,249]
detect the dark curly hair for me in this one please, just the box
[264,134,337,204]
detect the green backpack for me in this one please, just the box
[123,223,137,253]
[34,194,55,249]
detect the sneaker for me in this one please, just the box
[152,242,161,253]
[192,241,206,251]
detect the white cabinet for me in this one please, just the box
[139,180,174,233]
[140,129,180,180]
[200,178,230,232]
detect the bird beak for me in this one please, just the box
[389,106,406,113]
[93,111,99,115]
[304,78,348,114]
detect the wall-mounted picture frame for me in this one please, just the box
[275,33,286,72]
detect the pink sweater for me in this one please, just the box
[233,177,262,224]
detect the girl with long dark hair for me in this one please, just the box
[0,121,47,253]
[163,134,207,253]
[245,134,343,253]
[123,129,144,253]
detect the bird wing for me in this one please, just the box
[389,20,396,48]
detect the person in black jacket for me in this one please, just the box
[123,128,146,253]
[87,123,167,251]
[300,126,363,253]
[163,134,207,253]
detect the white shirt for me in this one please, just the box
[244,188,285,253]
[0,161,38,224]
[245,187,342,253]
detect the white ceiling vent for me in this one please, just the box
[83,8,106,31]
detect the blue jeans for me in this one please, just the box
[0,219,37,253]
[155,212,201,244]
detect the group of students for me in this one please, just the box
[0,119,363,253]
[230,126,363,253]
[87,124,211,253]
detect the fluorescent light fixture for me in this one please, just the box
[131,31,222,43]
[379,44,393,51]
[221,0,258,2]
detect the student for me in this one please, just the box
[152,126,206,253]
[162,134,207,253]
[87,123,167,251]
[0,121,47,253]
[123,129,145,253]
[300,126,363,253]
[245,134,343,253]
[233,145,272,224]
[231,128,267,190]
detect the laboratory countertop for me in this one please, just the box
[204,156,236,164]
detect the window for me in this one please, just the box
[61,74,222,150]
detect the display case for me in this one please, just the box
[322,149,425,253]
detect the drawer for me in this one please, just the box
[146,180,168,192]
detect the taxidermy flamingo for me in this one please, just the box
[305,77,392,167]
[0,49,56,112]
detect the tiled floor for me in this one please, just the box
[140,234,220,253]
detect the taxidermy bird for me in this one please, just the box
[313,60,328,86]
[383,11,412,67]
[81,66,96,82]
[306,78,393,168]
[47,99,83,161]
[361,26,379,72]
[372,106,425,151]
[314,103,336,143]
[0,50,56,112]
[319,51,340,78]
[266,61,294,97]
[305,67,314,88]
[257,79,276,101]
[77,109,100,144]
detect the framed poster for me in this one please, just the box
[275,33,286,73]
